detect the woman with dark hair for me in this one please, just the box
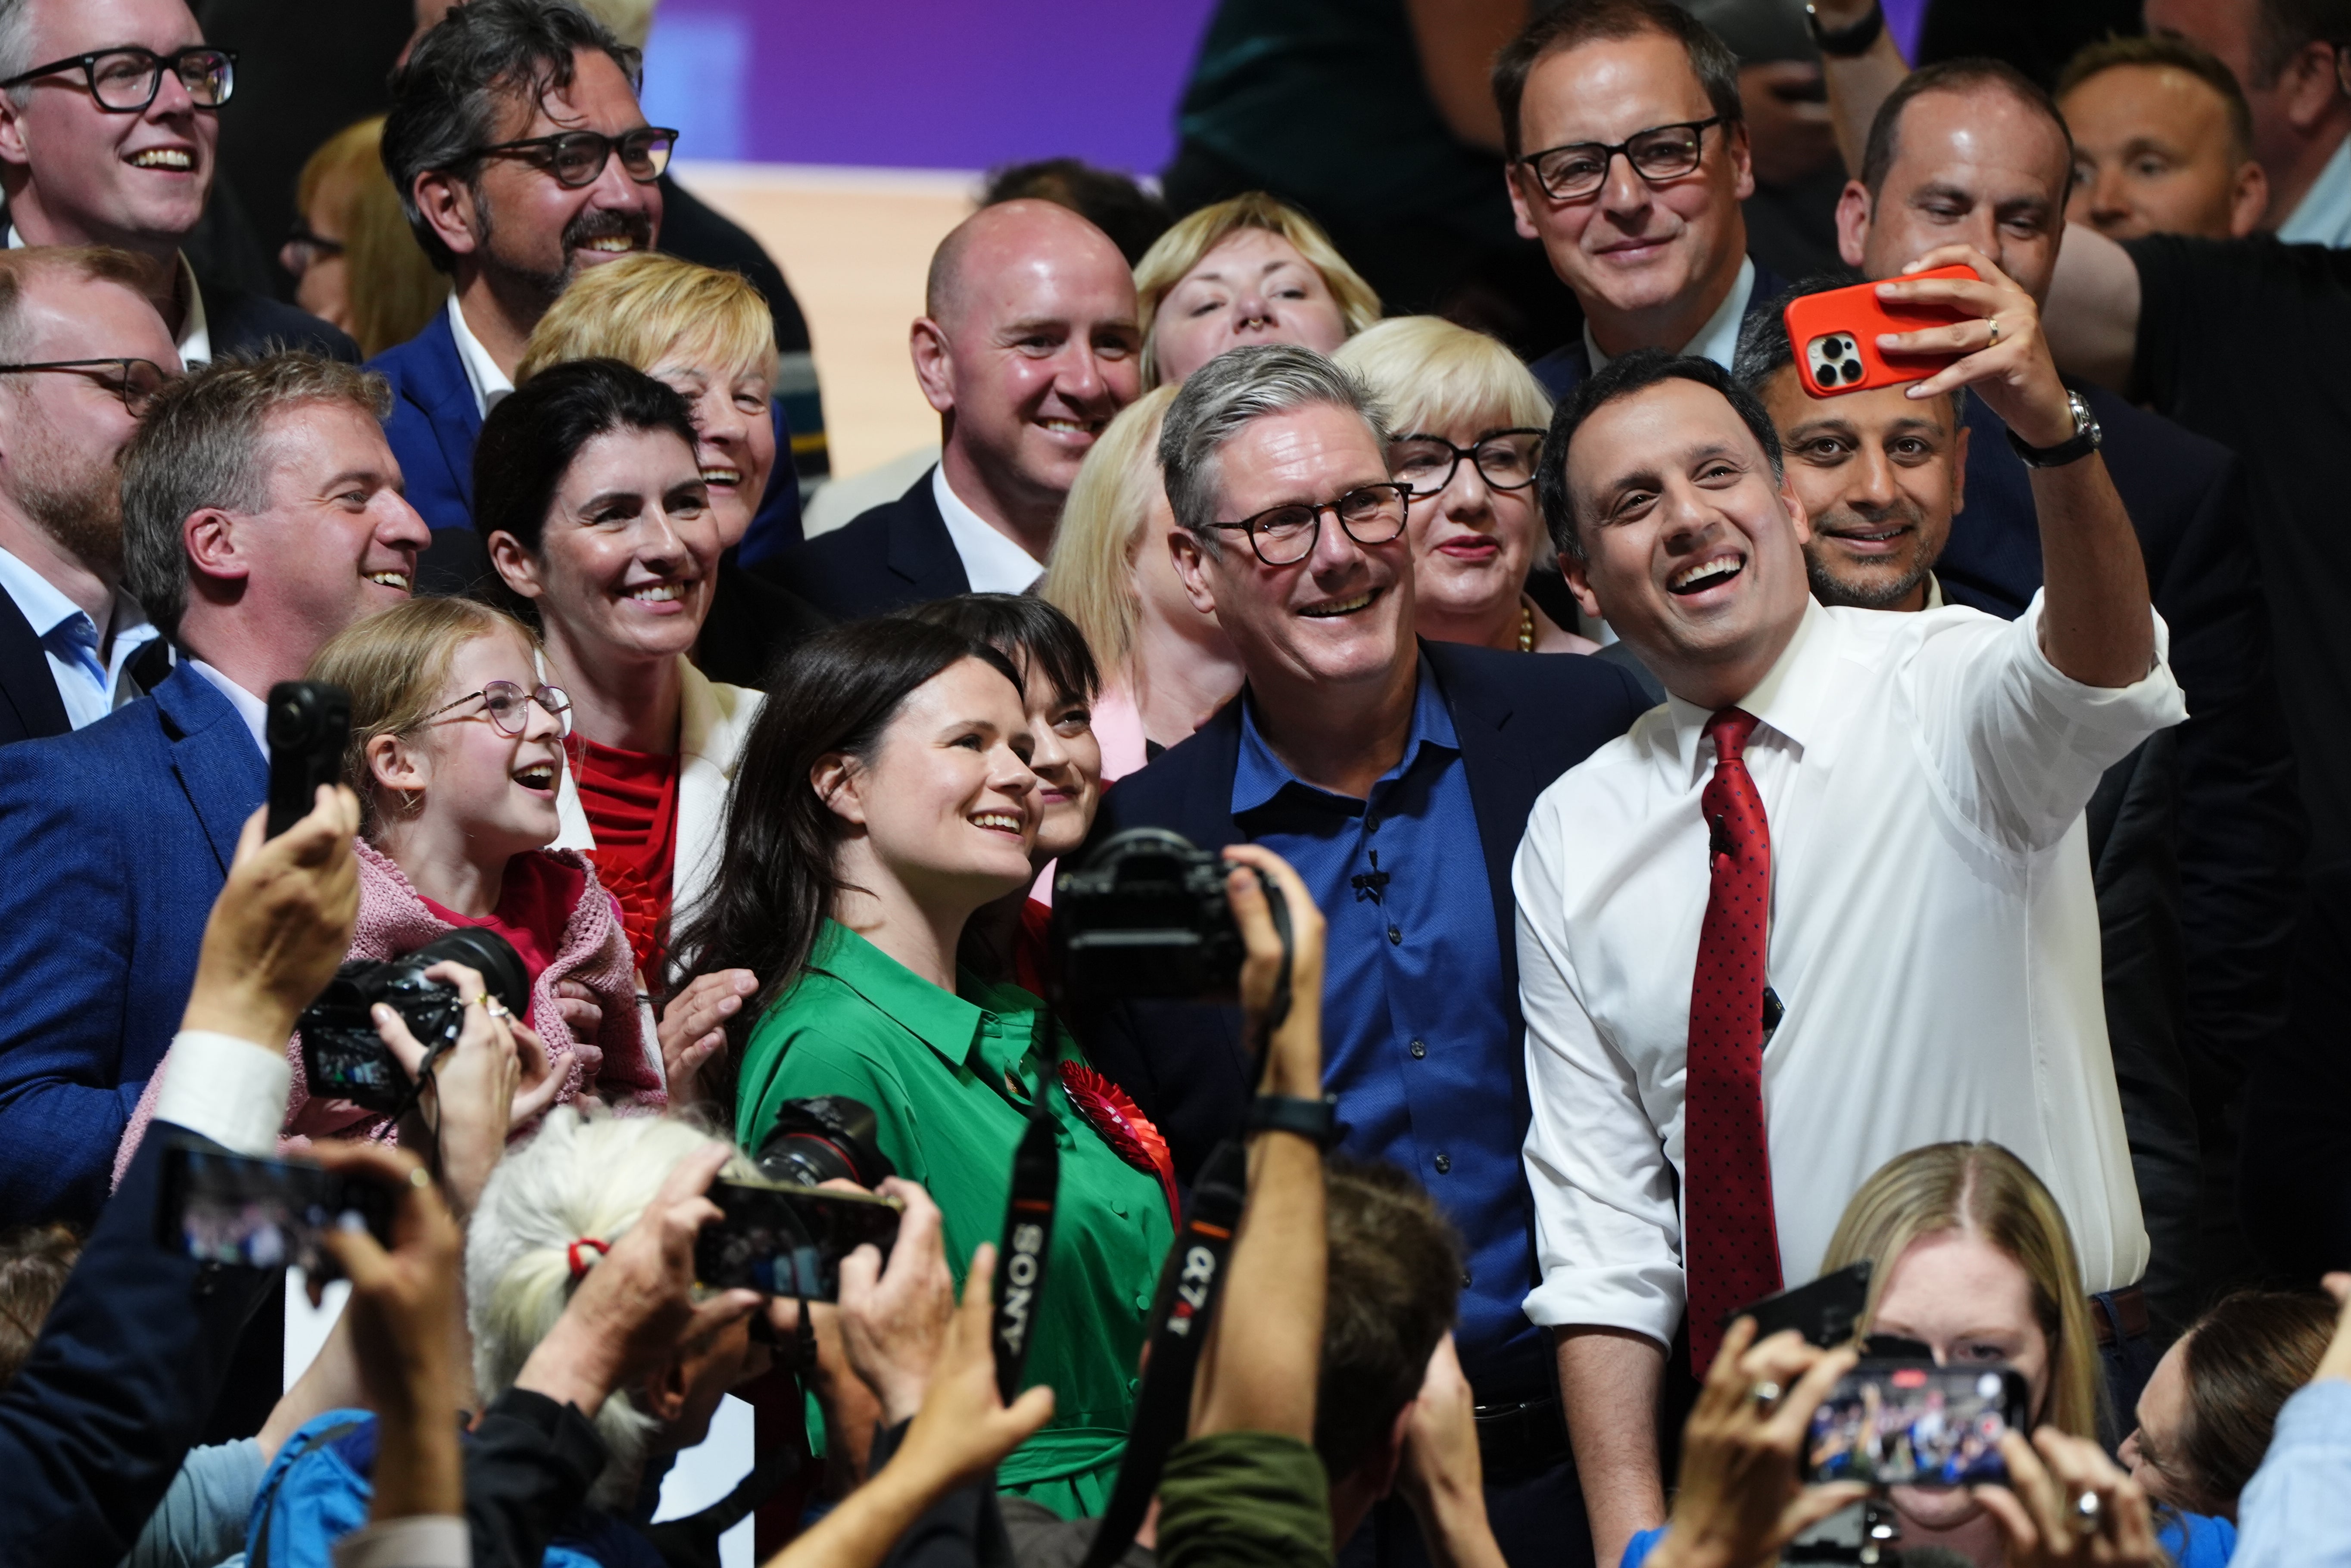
[479,360,763,1102]
[670,618,1178,1517]
[2123,1290,2338,1527]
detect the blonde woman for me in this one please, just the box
[1336,317,1594,656]
[282,116,448,358]
[1040,386,1242,776]
[1135,192,1381,386]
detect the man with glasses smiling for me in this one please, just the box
[1074,344,1649,1568]
[0,0,357,367]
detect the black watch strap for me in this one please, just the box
[1805,1,1885,57]
[2005,391,2102,469]
[1244,1093,1339,1148]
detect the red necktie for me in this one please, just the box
[1683,707,1784,1373]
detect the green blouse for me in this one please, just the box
[735,920,1176,1517]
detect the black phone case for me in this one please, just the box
[1731,1259,1873,1348]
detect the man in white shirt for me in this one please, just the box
[0,245,179,745]
[1515,248,2183,1565]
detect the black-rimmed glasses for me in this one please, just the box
[1516,116,1724,201]
[1389,429,1546,498]
[1209,482,1412,566]
[467,126,679,189]
[0,46,235,112]
[280,221,344,278]
[423,681,574,739]
[0,358,172,416]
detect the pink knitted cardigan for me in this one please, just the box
[113,840,663,1186]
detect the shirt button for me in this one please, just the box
[1128,1377,1141,1394]
[1135,1294,1150,1310]
[1462,1268,1473,1288]
[1388,924,1402,946]
[1366,817,1380,834]
[1409,1039,1427,1059]
[1434,1152,1451,1175]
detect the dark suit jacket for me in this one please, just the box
[202,277,358,363]
[0,663,265,1227]
[1072,641,1652,1185]
[0,591,175,749]
[758,467,972,620]
[0,1121,276,1563]
[1528,258,1787,398]
[695,551,833,690]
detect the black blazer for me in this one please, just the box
[0,591,172,749]
[757,468,971,620]
[1528,257,1788,398]
[694,551,833,690]
[1072,640,1653,1183]
[201,277,359,363]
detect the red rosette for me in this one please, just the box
[1059,1060,1179,1225]
[591,854,666,977]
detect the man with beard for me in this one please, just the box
[374,0,666,584]
[0,246,179,745]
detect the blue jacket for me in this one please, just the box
[0,663,265,1227]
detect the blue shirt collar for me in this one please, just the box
[1232,652,1458,816]
[0,542,88,642]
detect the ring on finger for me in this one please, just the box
[1986,315,2001,348]
[464,992,492,1011]
[1749,1379,1784,1412]
[484,998,513,1020]
[2070,1489,2102,1535]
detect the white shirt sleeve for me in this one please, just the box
[331,1517,470,1568]
[150,1030,293,1156]
[1515,796,1686,1347]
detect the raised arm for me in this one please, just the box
[1806,0,1911,178]
[2043,223,2143,395]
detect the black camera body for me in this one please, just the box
[1052,828,1286,1002]
[265,680,350,839]
[754,1096,897,1188]
[297,928,530,1113]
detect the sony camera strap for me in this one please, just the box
[1076,1133,1250,1568]
[993,1017,1066,1403]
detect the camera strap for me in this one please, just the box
[1076,1133,1249,1568]
[992,1024,1065,1404]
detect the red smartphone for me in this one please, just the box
[1782,264,1977,398]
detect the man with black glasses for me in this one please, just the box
[0,0,355,367]
[374,0,671,575]
[1494,0,1784,400]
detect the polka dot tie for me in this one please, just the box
[1684,707,1783,1374]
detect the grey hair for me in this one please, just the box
[1157,344,1391,550]
[120,352,393,641]
[0,0,37,105]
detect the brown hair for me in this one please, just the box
[514,251,776,389]
[2057,34,2257,165]
[1819,1142,2104,1441]
[1317,1159,1463,1478]
[1132,193,1382,389]
[2173,1291,2338,1511]
[0,246,150,363]
[1491,0,1745,163]
[0,1223,79,1390]
[296,116,449,359]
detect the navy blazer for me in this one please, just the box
[0,663,265,1227]
[204,278,358,363]
[758,467,970,620]
[0,591,174,750]
[1528,258,1788,398]
[1072,640,1653,1186]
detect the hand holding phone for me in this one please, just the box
[1803,1363,2030,1487]
[157,1143,397,1282]
[1783,266,1978,398]
[693,1177,903,1302]
[266,681,351,839]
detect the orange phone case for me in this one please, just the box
[1782,264,1977,398]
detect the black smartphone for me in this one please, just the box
[265,680,351,838]
[1731,1260,1872,1348]
[156,1144,396,1282]
[693,1179,903,1302]
[1803,1363,2030,1487]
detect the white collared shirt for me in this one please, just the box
[2279,131,2351,248]
[1585,256,1756,375]
[184,657,268,757]
[0,543,159,727]
[1514,593,2186,1344]
[5,226,209,364]
[931,464,1045,594]
[445,292,513,418]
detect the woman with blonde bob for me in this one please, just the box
[1135,192,1381,387]
[1336,317,1593,655]
[1041,385,1242,775]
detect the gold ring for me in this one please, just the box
[464,993,491,1010]
[1986,316,2001,347]
[408,1166,433,1189]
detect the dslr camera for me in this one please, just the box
[297,928,530,1113]
[754,1096,897,1188]
[1051,828,1288,1003]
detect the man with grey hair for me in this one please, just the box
[0,350,427,1231]
[1076,345,1646,1567]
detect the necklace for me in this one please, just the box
[1518,598,1536,653]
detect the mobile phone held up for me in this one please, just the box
[265,680,351,838]
[1783,264,1978,399]
[693,1178,903,1303]
[1731,1260,1871,1348]
[1804,1363,2030,1487]
[156,1143,396,1282]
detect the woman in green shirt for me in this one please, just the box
[671,617,1176,1516]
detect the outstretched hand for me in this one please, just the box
[1222,843,1325,1101]
[184,785,362,1046]
[1874,245,2077,448]
[658,968,758,1105]
[380,958,570,1215]
[887,1241,1056,1489]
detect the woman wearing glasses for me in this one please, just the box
[1337,317,1596,653]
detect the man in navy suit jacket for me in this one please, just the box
[0,353,426,1229]
[1073,345,1647,1568]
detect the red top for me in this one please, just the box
[418,852,586,995]
[569,736,681,975]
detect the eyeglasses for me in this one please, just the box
[1389,429,1546,498]
[1209,482,1412,566]
[466,126,679,189]
[1516,117,1724,202]
[279,221,344,277]
[0,358,173,416]
[0,46,236,112]
[423,681,575,738]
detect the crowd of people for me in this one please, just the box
[2,0,2350,1565]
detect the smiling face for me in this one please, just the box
[490,423,718,672]
[1560,376,1810,706]
[377,625,565,857]
[1153,228,1352,385]
[2061,63,2264,240]
[1839,84,2070,303]
[1399,410,1547,628]
[1171,402,1412,699]
[1016,659,1101,864]
[1756,365,1964,613]
[648,345,773,551]
[0,0,220,254]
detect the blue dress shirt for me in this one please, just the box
[0,544,159,730]
[1232,657,1544,1397]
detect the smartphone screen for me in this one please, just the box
[694,1179,903,1302]
[1805,1363,2028,1487]
[157,1145,394,1280]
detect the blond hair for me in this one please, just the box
[1820,1142,2105,1441]
[1040,385,1178,683]
[1134,193,1381,388]
[305,595,539,836]
[296,117,449,359]
[516,251,776,388]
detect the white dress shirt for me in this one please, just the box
[2279,132,2351,248]
[5,227,210,364]
[446,292,513,418]
[1585,257,1755,375]
[0,543,159,727]
[185,658,269,756]
[932,464,1044,594]
[1515,594,2185,1346]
